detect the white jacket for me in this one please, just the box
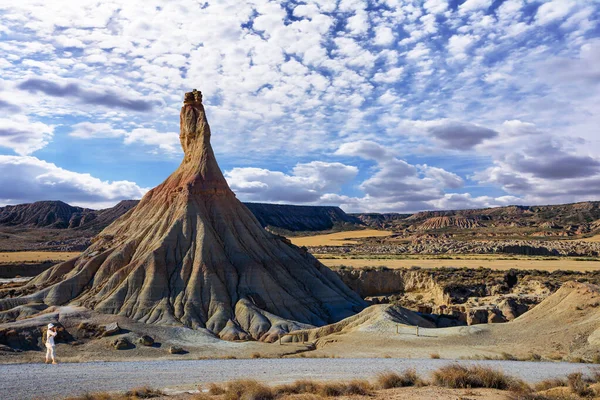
[46,329,57,347]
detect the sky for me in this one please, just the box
[0,0,599,213]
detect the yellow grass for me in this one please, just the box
[289,229,393,247]
[579,234,600,243]
[318,256,600,272]
[0,251,80,263]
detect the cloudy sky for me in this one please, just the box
[0,0,599,212]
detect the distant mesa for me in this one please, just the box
[0,89,366,341]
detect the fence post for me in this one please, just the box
[279,334,282,345]
[416,325,419,337]
[396,324,399,334]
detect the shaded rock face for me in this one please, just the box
[0,90,365,342]
[244,202,360,232]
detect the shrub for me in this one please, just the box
[430,353,441,359]
[567,372,591,397]
[123,387,163,399]
[274,379,371,397]
[64,394,112,400]
[208,383,226,395]
[534,378,566,392]
[250,352,262,359]
[376,369,421,389]
[341,380,372,396]
[224,380,274,400]
[432,364,515,390]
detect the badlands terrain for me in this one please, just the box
[2,92,600,400]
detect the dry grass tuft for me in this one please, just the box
[567,372,592,397]
[250,352,262,359]
[274,379,372,397]
[430,353,441,359]
[432,364,517,390]
[63,387,163,400]
[64,394,113,400]
[376,369,422,389]
[207,383,226,395]
[123,387,163,399]
[224,380,274,400]
[534,378,567,392]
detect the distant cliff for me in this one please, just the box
[244,202,361,233]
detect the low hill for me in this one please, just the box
[354,201,600,238]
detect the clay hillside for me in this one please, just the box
[353,202,600,239]
[0,89,366,341]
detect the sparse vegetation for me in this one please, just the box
[63,387,163,400]
[430,352,441,359]
[375,369,422,389]
[567,372,592,397]
[64,367,600,400]
[432,364,518,390]
[534,378,567,392]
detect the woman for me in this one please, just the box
[45,323,58,364]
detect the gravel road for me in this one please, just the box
[0,358,593,400]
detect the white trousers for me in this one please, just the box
[45,344,55,361]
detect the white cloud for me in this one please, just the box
[459,0,493,13]
[346,10,369,35]
[0,155,147,208]
[69,122,125,138]
[373,26,395,46]
[536,0,577,25]
[0,115,54,155]
[123,128,180,154]
[69,122,179,154]
[423,0,448,14]
[447,34,478,59]
[225,161,358,203]
[335,140,395,161]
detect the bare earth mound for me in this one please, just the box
[0,89,365,342]
[292,281,600,360]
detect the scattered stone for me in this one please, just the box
[169,346,185,354]
[0,343,21,352]
[138,335,154,346]
[103,322,120,337]
[111,337,132,350]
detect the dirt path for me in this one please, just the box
[0,358,593,400]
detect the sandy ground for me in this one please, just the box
[0,358,592,400]
[580,234,600,243]
[0,251,79,263]
[319,256,600,272]
[289,230,393,246]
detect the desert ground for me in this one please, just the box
[0,251,78,263]
[288,229,393,246]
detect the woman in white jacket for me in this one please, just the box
[45,323,58,364]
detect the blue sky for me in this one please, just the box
[0,0,599,212]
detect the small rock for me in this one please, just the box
[169,346,185,354]
[138,335,154,346]
[0,344,21,352]
[111,337,132,350]
[103,322,121,337]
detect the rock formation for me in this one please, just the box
[0,89,366,341]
